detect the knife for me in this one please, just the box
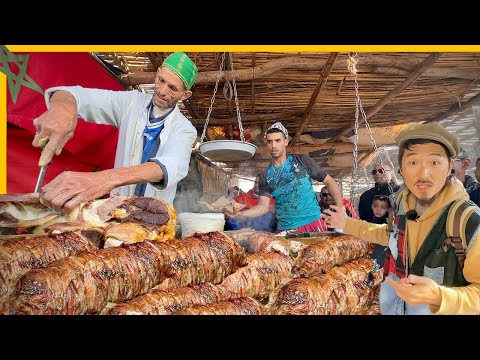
[34,144,51,193]
[34,164,49,193]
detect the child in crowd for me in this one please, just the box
[370,195,391,267]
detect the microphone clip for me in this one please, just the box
[405,210,419,221]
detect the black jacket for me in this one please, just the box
[469,186,480,207]
[358,181,400,221]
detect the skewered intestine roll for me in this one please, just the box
[291,235,372,277]
[106,283,224,315]
[106,252,291,315]
[9,231,245,315]
[0,232,96,305]
[218,252,292,300]
[174,297,264,315]
[269,257,383,315]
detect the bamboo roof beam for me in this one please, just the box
[183,98,201,120]
[112,53,129,74]
[189,111,304,126]
[423,91,480,124]
[123,56,335,86]
[223,149,369,167]
[290,52,339,146]
[251,53,256,115]
[119,54,476,86]
[327,52,443,142]
[146,52,162,71]
[254,143,371,155]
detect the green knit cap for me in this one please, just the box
[161,52,198,90]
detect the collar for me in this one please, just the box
[146,98,154,110]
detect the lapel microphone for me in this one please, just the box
[405,210,419,221]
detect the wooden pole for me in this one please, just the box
[290,52,339,146]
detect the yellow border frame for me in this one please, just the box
[7,45,480,52]
[0,71,5,193]
[3,45,480,193]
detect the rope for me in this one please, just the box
[200,52,246,143]
[229,52,246,142]
[223,81,233,101]
[347,52,396,203]
[200,52,226,143]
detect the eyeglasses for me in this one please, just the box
[371,168,390,175]
[321,193,332,197]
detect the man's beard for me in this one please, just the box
[154,92,180,109]
[270,150,283,159]
[415,177,450,207]
[416,195,435,207]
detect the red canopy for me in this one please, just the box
[7,52,123,193]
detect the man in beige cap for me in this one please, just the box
[32,52,198,213]
[323,121,480,315]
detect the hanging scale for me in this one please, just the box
[199,52,257,162]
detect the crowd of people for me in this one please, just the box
[224,121,480,315]
[323,122,480,315]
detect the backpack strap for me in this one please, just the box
[444,199,478,268]
[387,184,405,232]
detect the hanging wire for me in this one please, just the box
[348,52,396,203]
[200,52,246,143]
[229,52,246,142]
[349,52,362,203]
[200,52,226,143]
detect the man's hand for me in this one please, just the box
[224,206,243,220]
[32,91,78,166]
[385,274,442,307]
[321,204,348,229]
[40,170,117,214]
[224,209,235,220]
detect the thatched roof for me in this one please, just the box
[93,51,480,181]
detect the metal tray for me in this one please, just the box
[199,140,257,162]
[285,231,341,238]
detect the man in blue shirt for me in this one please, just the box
[229,122,343,232]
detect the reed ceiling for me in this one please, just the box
[93,51,480,180]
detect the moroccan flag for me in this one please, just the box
[6,52,123,193]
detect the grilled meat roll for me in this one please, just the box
[107,252,290,315]
[9,231,245,315]
[107,283,224,315]
[291,235,372,277]
[225,229,289,255]
[175,297,264,315]
[269,257,383,315]
[0,232,96,305]
[218,252,292,300]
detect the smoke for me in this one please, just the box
[226,211,277,232]
[173,155,204,213]
[173,188,203,213]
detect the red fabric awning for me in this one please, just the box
[7,52,124,193]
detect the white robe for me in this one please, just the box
[45,86,197,205]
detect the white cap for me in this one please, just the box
[266,122,288,139]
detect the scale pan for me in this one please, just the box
[199,140,257,162]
